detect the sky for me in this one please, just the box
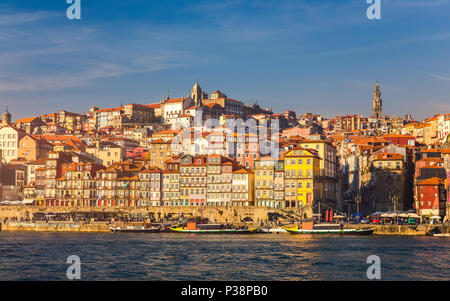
[1,0,450,121]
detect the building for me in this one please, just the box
[55,162,104,207]
[148,139,174,169]
[86,141,124,166]
[179,155,207,206]
[231,168,254,206]
[298,138,338,202]
[203,98,244,118]
[382,134,415,147]
[0,163,26,201]
[26,158,46,186]
[438,113,450,143]
[370,152,405,212]
[334,115,364,132]
[415,177,447,218]
[372,81,382,119]
[254,156,284,208]
[206,155,235,206]
[1,107,12,126]
[14,116,46,134]
[283,146,321,216]
[96,161,144,207]
[18,135,52,162]
[0,126,25,163]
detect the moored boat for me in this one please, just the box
[109,223,161,233]
[432,233,450,237]
[169,222,259,234]
[259,226,288,234]
[283,222,374,235]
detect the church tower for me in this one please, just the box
[372,81,382,119]
[1,105,11,126]
[191,81,208,106]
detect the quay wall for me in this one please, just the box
[1,206,448,235]
[344,224,449,235]
[0,205,289,224]
[1,221,110,232]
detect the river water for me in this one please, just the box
[0,232,448,281]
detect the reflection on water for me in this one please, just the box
[0,232,448,281]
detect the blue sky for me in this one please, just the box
[1,0,450,121]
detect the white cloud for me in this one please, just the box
[0,10,58,26]
[428,73,450,81]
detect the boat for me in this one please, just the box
[432,233,450,237]
[283,222,374,235]
[259,226,288,234]
[109,223,161,233]
[169,222,260,234]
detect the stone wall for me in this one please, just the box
[1,221,110,232]
[344,224,431,235]
[0,205,292,224]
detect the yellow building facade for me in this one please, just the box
[284,147,321,209]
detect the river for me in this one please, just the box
[0,232,448,280]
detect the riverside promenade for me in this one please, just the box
[0,206,448,235]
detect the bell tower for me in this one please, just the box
[2,105,11,126]
[372,81,382,119]
[191,81,208,106]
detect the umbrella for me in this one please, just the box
[380,213,391,218]
[398,213,408,218]
[431,216,441,219]
[407,213,420,218]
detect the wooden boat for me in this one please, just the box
[259,226,288,234]
[283,223,374,235]
[169,223,259,234]
[109,224,161,233]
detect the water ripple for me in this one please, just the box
[0,232,448,280]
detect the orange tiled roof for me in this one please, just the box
[14,116,39,124]
[417,177,444,185]
[417,157,443,162]
[373,152,404,161]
